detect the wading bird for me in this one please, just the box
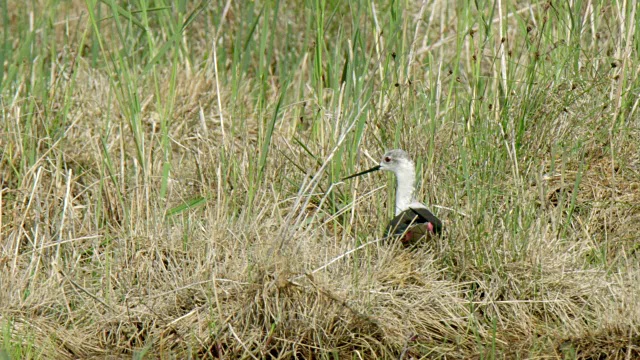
[344,149,443,245]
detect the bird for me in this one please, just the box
[343,149,443,245]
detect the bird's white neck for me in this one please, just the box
[394,167,417,215]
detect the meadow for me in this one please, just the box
[1,0,639,358]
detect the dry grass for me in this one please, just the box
[1,0,640,358]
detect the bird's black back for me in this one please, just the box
[385,207,443,237]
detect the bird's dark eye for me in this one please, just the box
[384,156,391,163]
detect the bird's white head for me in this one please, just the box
[342,148,422,215]
[379,149,415,175]
[379,149,419,214]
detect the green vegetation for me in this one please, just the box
[1,0,639,358]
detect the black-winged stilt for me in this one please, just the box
[344,149,443,244]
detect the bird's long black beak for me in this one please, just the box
[342,165,381,181]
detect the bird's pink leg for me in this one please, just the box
[427,222,434,233]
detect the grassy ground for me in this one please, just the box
[1,0,639,358]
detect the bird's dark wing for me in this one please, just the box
[385,207,443,240]
[408,207,443,234]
